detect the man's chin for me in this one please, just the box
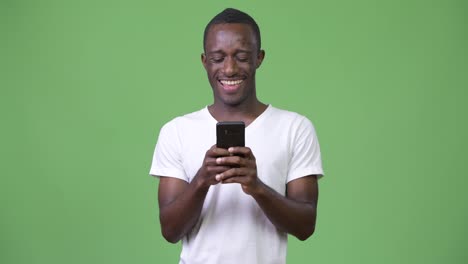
[216,96,245,107]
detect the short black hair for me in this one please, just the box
[203,8,261,52]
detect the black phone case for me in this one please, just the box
[216,121,245,149]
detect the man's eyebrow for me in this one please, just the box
[206,49,252,55]
[206,50,225,55]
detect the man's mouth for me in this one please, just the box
[219,79,244,92]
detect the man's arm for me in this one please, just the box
[158,146,231,243]
[251,175,318,240]
[158,177,208,243]
[216,147,319,240]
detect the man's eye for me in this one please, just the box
[210,57,224,63]
[237,57,249,62]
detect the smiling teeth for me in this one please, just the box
[221,80,243,85]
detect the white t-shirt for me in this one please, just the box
[150,105,323,264]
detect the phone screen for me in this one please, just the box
[216,121,245,149]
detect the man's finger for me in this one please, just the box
[221,176,246,185]
[215,167,246,181]
[215,155,246,167]
[208,146,231,157]
[228,147,255,159]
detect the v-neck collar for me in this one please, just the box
[204,104,273,130]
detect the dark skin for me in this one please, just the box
[158,23,319,243]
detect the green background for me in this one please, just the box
[2,0,467,263]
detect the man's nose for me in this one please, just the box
[223,57,238,76]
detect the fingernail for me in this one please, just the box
[215,174,221,181]
[216,158,222,164]
[228,147,234,152]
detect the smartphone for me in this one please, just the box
[216,121,245,149]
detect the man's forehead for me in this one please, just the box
[207,23,254,32]
[206,24,257,43]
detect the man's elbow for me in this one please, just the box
[159,213,182,243]
[296,226,315,241]
[161,227,181,244]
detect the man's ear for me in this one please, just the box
[256,50,265,69]
[201,53,208,70]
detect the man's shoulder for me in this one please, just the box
[268,105,310,124]
[265,105,318,136]
[162,107,210,127]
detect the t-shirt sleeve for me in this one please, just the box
[149,120,188,181]
[287,117,324,183]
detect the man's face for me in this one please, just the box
[202,23,264,107]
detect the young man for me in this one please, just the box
[150,8,323,264]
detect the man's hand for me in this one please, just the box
[214,147,262,195]
[193,145,232,189]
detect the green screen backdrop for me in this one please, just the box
[2,0,467,263]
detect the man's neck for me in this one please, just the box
[208,100,268,126]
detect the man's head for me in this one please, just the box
[203,8,261,53]
[202,8,265,107]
